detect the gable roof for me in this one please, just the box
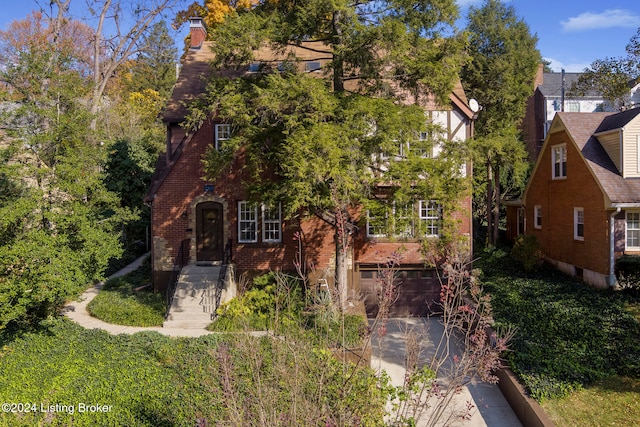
[594,107,640,134]
[527,110,640,207]
[538,72,601,98]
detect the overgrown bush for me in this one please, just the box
[511,234,544,272]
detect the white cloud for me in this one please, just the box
[456,0,481,6]
[456,0,511,8]
[561,9,640,32]
[544,57,592,73]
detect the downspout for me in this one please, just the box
[608,207,621,287]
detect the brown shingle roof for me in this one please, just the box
[558,111,640,205]
[163,42,217,122]
[163,41,473,122]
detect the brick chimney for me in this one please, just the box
[189,17,207,50]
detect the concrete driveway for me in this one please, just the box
[369,317,522,427]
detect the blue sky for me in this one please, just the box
[1,0,640,72]
[458,0,640,72]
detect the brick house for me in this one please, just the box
[145,19,475,316]
[509,108,640,288]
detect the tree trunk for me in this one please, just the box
[492,163,500,246]
[331,10,345,93]
[335,232,349,310]
[334,206,350,310]
[485,162,493,246]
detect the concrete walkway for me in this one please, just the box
[63,254,216,337]
[371,318,522,427]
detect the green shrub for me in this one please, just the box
[209,272,303,332]
[511,234,544,272]
[615,255,640,289]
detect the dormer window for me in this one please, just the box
[215,124,231,149]
[305,61,321,72]
[552,144,567,179]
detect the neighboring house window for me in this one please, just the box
[552,144,567,179]
[566,101,580,112]
[419,200,442,237]
[574,208,584,241]
[215,124,231,149]
[262,203,282,243]
[627,212,640,249]
[534,205,542,229]
[238,201,258,243]
[248,62,261,72]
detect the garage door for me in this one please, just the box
[359,269,441,317]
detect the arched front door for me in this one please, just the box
[196,202,224,262]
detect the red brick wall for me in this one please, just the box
[151,119,473,283]
[525,130,609,274]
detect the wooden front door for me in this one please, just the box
[196,202,224,262]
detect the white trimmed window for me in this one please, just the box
[626,212,640,249]
[215,124,231,149]
[574,208,584,241]
[393,203,414,238]
[238,201,258,243]
[419,200,442,237]
[552,144,567,179]
[366,205,388,238]
[534,205,542,229]
[262,203,282,243]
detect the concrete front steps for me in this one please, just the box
[163,265,221,329]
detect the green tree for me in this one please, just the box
[126,21,178,99]
[569,28,640,110]
[0,11,128,331]
[461,0,539,246]
[191,1,469,308]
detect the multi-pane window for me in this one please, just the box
[238,201,258,243]
[534,205,542,229]
[419,200,442,237]
[574,207,584,241]
[627,212,640,249]
[410,131,432,158]
[215,124,231,149]
[262,203,282,243]
[366,204,388,238]
[394,203,414,238]
[552,144,567,179]
[366,200,442,238]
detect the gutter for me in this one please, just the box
[608,207,621,287]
